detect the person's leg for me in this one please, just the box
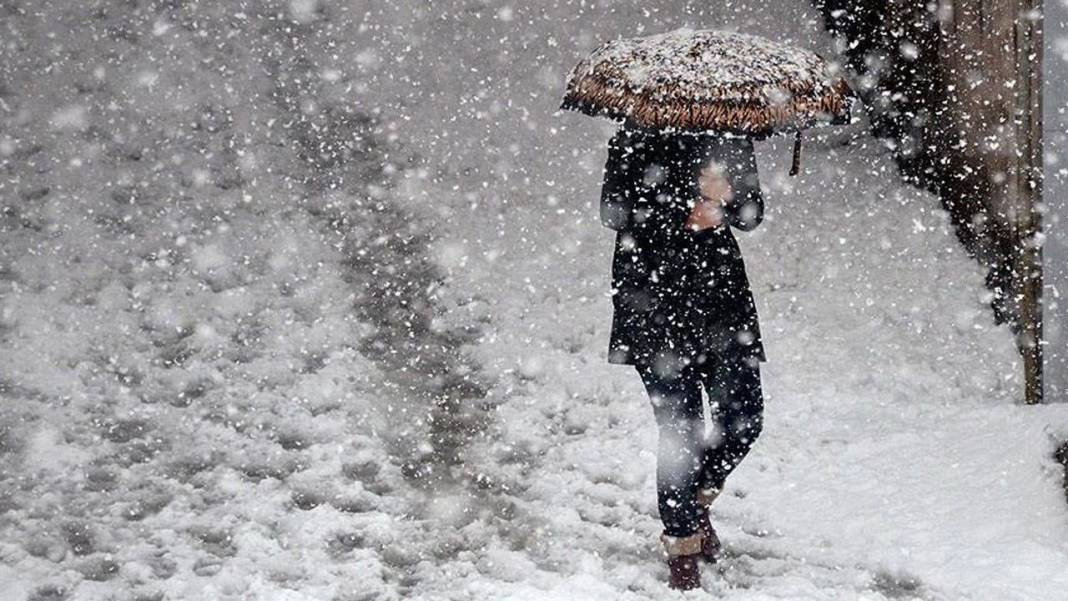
[698,356,764,496]
[634,362,705,539]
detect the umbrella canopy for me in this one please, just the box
[560,28,854,138]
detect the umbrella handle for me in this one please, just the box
[789,130,802,176]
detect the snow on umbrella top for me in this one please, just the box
[560,28,854,137]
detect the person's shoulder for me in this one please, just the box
[704,133,754,162]
[611,125,657,155]
[722,134,755,154]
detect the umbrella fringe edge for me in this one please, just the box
[560,75,854,136]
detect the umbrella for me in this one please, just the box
[560,28,856,174]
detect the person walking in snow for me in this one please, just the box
[599,124,766,590]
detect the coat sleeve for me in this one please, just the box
[721,137,764,232]
[599,130,643,231]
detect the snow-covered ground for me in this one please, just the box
[1,1,1067,600]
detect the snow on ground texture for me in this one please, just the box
[0,2,493,600]
[1,1,1067,601]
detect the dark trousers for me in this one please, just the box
[635,356,764,538]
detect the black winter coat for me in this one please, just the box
[600,126,766,370]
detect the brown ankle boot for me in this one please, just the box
[695,486,723,563]
[667,554,701,590]
[660,532,704,590]
[696,506,723,563]
[696,485,721,507]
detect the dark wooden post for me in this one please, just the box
[1014,0,1044,404]
[936,0,1045,403]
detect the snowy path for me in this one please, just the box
[2,1,1067,600]
[419,136,1068,600]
